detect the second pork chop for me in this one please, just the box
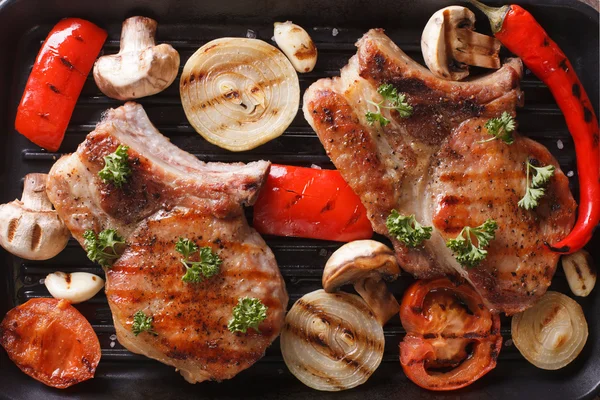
[304,29,576,314]
[47,102,288,382]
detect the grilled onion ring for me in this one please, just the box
[180,37,300,151]
[511,291,588,370]
[280,289,384,391]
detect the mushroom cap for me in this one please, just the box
[322,240,400,292]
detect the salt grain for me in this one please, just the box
[110,342,116,348]
[332,28,339,37]
[39,278,45,285]
[557,139,564,149]
[271,36,275,42]
[110,334,117,341]
[246,29,257,39]
[567,170,574,177]
[505,339,513,347]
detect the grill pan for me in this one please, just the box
[0,0,598,399]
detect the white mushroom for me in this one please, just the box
[45,271,105,304]
[274,21,317,73]
[322,240,400,325]
[93,16,180,100]
[421,6,501,81]
[0,174,70,260]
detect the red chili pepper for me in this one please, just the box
[468,0,599,254]
[399,278,502,391]
[253,164,373,242]
[15,18,107,152]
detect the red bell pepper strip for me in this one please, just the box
[15,18,107,152]
[468,1,600,254]
[253,164,373,242]
[399,278,502,391]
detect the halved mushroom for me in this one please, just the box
[421,6,501,81]
[323,240,400,325]
[93,16,180,100]
[0,174,70,260]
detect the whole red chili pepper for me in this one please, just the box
[469,0,599,254]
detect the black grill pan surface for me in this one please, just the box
[0,0,598,399]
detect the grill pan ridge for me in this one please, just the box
[0,0,598,399]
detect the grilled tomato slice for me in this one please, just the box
[399,278,502,391]
[0,298,101,388]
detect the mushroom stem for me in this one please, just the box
[120,17,157,53]
[354,278,400,326]
[467,0,510,34]
[452,28,501,69]
[22,173,53,211]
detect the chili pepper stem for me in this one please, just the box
[467,0,511,34]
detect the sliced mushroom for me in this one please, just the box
[323,240,400,325]
[421,6,501,81]
[0,174,70,260]
[93,16,180,100]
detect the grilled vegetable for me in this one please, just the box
[446,219,498,268]
[180,38,300,151]
[228,297,268,334]
[15,18,107,151]
[518,161,555,210]
[386,211,432,247]
[0,173,70,260]
[132,310,157,336]
[0,298,101,388]
[511,291,588,370]
[45,272,104,304]
[175,237,222,283]
[83,229,125,267]
[98,145,131,187]
[253,164,373,242]
[469,0,600,254]
[94,16,180,100]
[421,6,501,81]
[399,278,502,391]
[274,21,317,73]
[366,84,412,126]
[562,250,596,297]
[280,289,384,391]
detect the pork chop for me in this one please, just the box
[303,29,576,314]
[46,102,288,382]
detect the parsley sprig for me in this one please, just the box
[518,160,555,210]
[132,310,157,336]
[228,297,268,334]
[366,84,413,126]
[98,145,131,187]
[446,219,498,268]
[386,211,432,247]
[478,112,516,144]
[175,237,222,283]
[83,228,125,267]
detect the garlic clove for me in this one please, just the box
[274,21,317,73]
[562,250,596,297]
[45,272,104,304]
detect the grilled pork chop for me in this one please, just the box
[46,102,288,382]
[304,29,576,314]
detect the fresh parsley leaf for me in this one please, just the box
[518,161,555,210]
[365,84,413,126]
[478,112,516,144]
[228,297,268,334]
[386,211,432,247]
[175,237,222,283]
[132,310,157,336]
[446,219,498,268]
[98,145,131,188]
[83,228,125,267]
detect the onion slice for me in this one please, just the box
[511,291,588,370]
[280,289,384,391]
[180,37,300,152]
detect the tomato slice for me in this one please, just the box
[0,298,101,388]
[399,279,502,391]
[253,164,373,242]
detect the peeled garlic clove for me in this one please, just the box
[274,21,317,73]
[45,272,104,304]
[562,250,596,297]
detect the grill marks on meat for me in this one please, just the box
[303,29,576,314]
[46,102,287,382]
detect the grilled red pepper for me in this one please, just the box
[15,18,107,152]
[253,164,373,242]
[469,0,599,254]
[399,278,502,391]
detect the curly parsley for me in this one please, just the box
[366,84,413,126]
[98,145,131,187]
[132,310,157,336]
[478,112,516,144]
[83,229,125,267]
[518,160,555,210]
[386,211,432,247]
[228,297,268,334]
[175,237,222,283]
[446,219,498,268]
